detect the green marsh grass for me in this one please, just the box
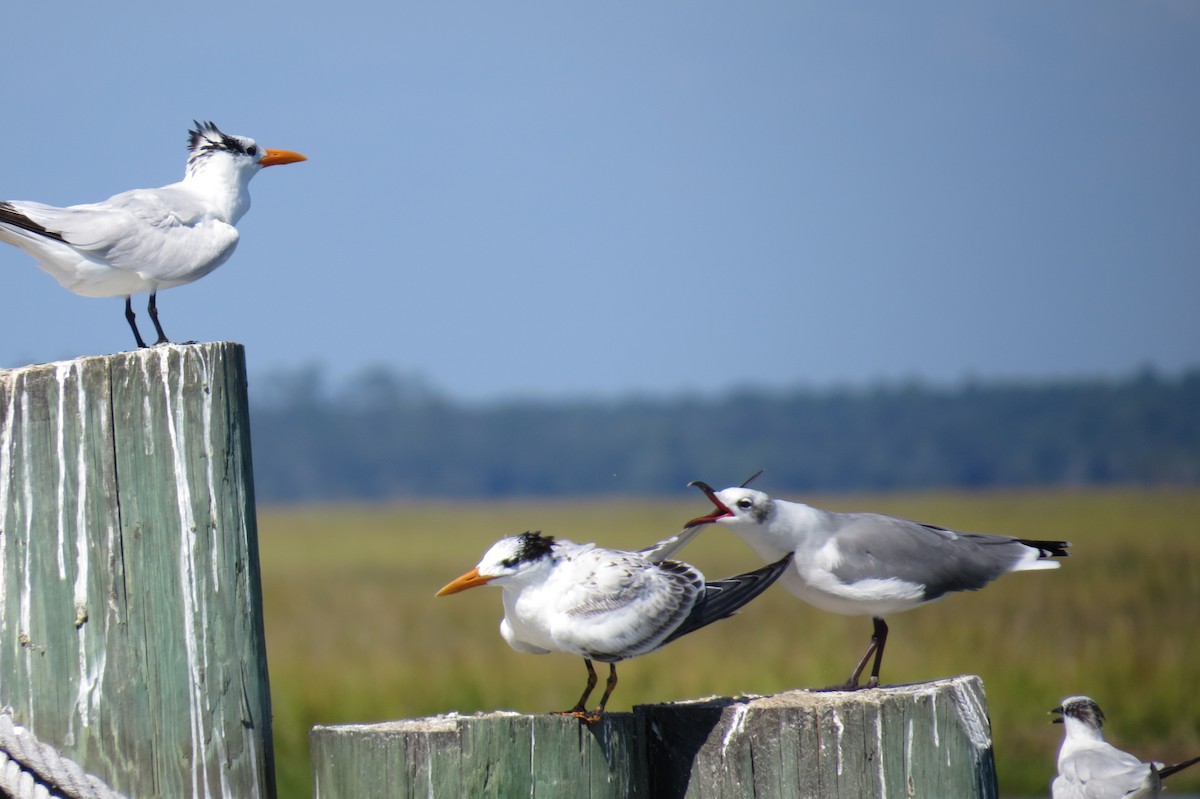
[259,487,1200,797]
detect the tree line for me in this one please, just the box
[247,366,1200,502]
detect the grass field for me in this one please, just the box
[258,487,1200,798]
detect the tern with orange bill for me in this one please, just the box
[0,121,306,347]
[437,530,791,723]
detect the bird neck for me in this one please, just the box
[182,157,255,224]
[1063,717,1106,744]
[725,509,797,561]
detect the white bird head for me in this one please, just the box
[1052,696,1107,738]
[185,120,306,179]
[436,531,559,596]
[181,120,306,224]
[684,482,774,529]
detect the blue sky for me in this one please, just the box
[2,2,1197,400]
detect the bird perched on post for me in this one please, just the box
[684,481,1069,690]
[0,121,306,348]
[436,530,792,724]
[1051,695,1200,799]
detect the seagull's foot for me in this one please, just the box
[815,677,876,692]
[814,682,862,693]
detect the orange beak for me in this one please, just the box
[260,148,307,167]
[436,567,495,596]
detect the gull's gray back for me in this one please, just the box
[826,513,1043,600]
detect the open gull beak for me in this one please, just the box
[260,148,307,167]
[684,480,735,528]
[436,567,495,596]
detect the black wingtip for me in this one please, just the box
[661,553,793,645]
[1021,538,1071,559]
[739,468,765,488]
[1159,754,1200,781]
[0,202,67,243]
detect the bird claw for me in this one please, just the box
[815,678,874,692]
[815,682,859,693]
[552,708,605,725]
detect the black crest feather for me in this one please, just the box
[515,531,556,562]
[188,120,251,156]
[1057,697,1105,728]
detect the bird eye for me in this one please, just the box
[737,498,753,509]
[246,145,258,156]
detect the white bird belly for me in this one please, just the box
[738,534,928,617]
[781,561,928,617]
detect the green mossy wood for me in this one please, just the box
[312,712,648,799]
[0,342,275,798]
[311,676,997,798]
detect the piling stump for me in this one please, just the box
[0,343,275,798]
[311,675,997,798]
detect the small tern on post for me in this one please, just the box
[0,121,306,348]
[436,530,791,724]
[684,481,1069,690]
[1051,695,1200,799]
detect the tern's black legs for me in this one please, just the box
[561,658,600,715]
[124,296,149,349]
[555,659,618,725]
[124,292,173,348]
[594,663,619,716]
[826,616,889,691]
[147,291,170,344]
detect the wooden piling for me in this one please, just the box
[311,712,648,799]
[310,675,998,798]
[0,343,275,798]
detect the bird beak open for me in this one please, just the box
[1049,706,1064,724]
[436,567,495,596]
[684,480,734,528]
[260,148,307,167]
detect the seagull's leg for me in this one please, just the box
[825,617,888,691]
[555,659,599,716]
[147,291,170,345]
[125,296,149,349]
[864,617,889,689]
[839,637,877,690]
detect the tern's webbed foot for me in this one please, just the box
[552,708,605,725]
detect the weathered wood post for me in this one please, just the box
[0,342,275,798]
[311,712,648,798]
[310,675,998,798]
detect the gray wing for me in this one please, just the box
[8,193,238,282]
[828,513,1054,600]
[637,526,705,563]
[1057,746,1155,799]
[552,548,703,661]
